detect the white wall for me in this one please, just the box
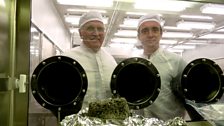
[32,0,71,52]
[183,44,224,71]
[183,44,224,62]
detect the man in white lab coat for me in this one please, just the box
[63,11,117,109]
[134,14,188,121]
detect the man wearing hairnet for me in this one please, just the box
[63,11,117,109]
[134,14,188,121]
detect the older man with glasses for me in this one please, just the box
[63,11,117,109]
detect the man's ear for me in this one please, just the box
[160,27,163,36]
[137,32,140,39]
[79,29,83,39]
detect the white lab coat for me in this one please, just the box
[134,48,188,121]
[63,43,117,109]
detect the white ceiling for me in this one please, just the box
[52,0,224,55]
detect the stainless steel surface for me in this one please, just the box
[0,74,18,91]
[0,0,30,126]
[0,0,14,125]
[13,0,31,125]
[0,1,9,73]
[28,24,63,126]
[0,75,10,91]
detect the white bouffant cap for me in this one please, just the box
[137,14,163,30]
[79,11,104,28]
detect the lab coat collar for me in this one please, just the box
[80,43,101,54]
[142,48,162,59]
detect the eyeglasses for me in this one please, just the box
[83,26,105,33]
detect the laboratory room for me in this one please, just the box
[0,0,224,126]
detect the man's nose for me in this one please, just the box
[146,30,153,36]
[92,28,100,35]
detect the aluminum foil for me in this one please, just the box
[61,108,187,126]
[186,100,224,120]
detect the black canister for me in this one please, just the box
[110,57,161,110]
[180,58,224,103]
[31,56,88,120]
[172,58,224,121]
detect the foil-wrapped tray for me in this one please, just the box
[61,108,187,126]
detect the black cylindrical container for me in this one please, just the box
[180,58,224,103]
[110,57,161,110]
[31,56,88,120]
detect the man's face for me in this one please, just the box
[79,21,105,51]
[138,21,162,49]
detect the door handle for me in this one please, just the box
[0,74,27,93]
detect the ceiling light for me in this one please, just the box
[201,4,224,15]
[134,0,193,11]
[0,0,5,7]
[122,18,139,28]
[114,30,137,37]
[111,37,137,44]
[126,12,147,16]
[67,9,107,13]
[69,27,79,33]
[30,49,39,56]
[163,32,193,38]
[163,26,191,30]
[30,46,35,50]
[64,15,108,25]
[184,42,208,45]
[121,18,165,28]
[160,39,177,44]
[32,35,40,40]
[199,33,224,39]
[57,0,113,7]
[216,28,224,32]
[184,40,208,45]
[177,20,215,29]
[31,27,38,33]
[180,15,213,20]
[119,24,136,29]
[64,15,80,25]
[173,45,196,50]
